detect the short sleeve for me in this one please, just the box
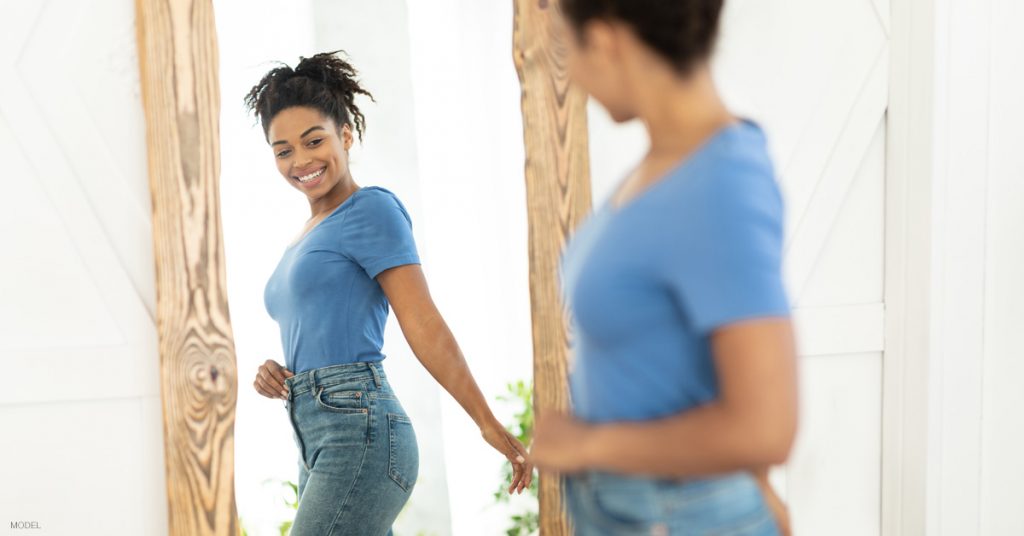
[343,189,421,279]
[664,164,791,334]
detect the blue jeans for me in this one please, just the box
[565,470,780,535]
[283,361,419,536]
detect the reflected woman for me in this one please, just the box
[529,1,797,534]
[245,51,532,536]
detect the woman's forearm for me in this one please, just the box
[581,322,798,478]
[584,402,793,478]
[377,265,499,430]
[402,311,498,429]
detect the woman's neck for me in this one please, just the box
[636,65,735,158]
[310,176,360,218]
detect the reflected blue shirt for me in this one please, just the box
[560,120,791,423]
[264,186,420,373]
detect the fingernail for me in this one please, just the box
[281,390,287,397]
[516,455,525,463]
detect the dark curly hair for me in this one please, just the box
[561,0,724,74]
[244,50,374,142]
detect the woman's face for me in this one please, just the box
[266,106,353,199]
[560,15,637,123]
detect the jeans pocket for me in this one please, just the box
[570,473,661,534]
[386,412,418,492]
[314,385,368,414]
[660,473,778,535]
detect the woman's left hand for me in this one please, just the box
[530,410,595,475]
[481,423,534,495]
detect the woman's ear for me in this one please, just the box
[341,123,354,151]
[583,19,618,58]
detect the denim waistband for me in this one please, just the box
[571,469,750,487]
[284,361,387,399]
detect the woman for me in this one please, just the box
[245,51,532,536]
[529,1,797,535]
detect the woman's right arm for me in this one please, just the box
[532,318,798,477]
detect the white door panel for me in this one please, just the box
[800,124,886,307]
[0,0,167,533]
[716,2,889,534]
[787,353,883,536]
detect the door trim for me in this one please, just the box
[882,0,939,533]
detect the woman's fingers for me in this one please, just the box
[253,374,282,399]
[254,360,293,399]
[505,433,532,494]
[512,452,528,493]
[503,438,522,494]
[509,442,524,490]
[509,458,524,493]
[522,456,534,492]
[264,360,291,397]
[510,468,523,494]
[258,368,286,398]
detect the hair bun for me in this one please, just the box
[245,50,375,141]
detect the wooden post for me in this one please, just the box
[513,1,593,534]
[134,1,239,535]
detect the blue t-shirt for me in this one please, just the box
[264,186,420,373]
[560,119,791,424]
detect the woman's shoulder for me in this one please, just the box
[655,123,782,227]
[696,122,781,203]
[349,186,413,223]
[709,120,775,179]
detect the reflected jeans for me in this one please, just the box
[283,361,418,536]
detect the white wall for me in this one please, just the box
[977,3,1024,532]
[0,0,167,534]
[920,0,1024,533]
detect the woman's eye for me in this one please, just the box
[308,138,323,147]
[276,149,291,158]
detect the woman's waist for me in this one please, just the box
[285,360,390,398]
[570,469,765,510]
[289,352,387,372]
[574,469,756,488]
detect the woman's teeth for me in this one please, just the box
[298,168,324,183]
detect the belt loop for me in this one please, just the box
[308,368,317,393]
[368,362,382,388]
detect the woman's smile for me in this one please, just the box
[294,166,327,188]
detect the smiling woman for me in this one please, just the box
[241,51,533,536]
[244,53,370,228]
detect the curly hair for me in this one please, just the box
[561,0,725,74]
[244,50,375,141]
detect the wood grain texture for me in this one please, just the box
[134,1,239,535]
[512,1,593,534]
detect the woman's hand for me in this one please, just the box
[481,422,534,495]
[530,410,595,475]
[253,359,294,400]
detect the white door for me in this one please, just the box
[589,1,890,534]
[0,0,168,534]
[719,1,889,534]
